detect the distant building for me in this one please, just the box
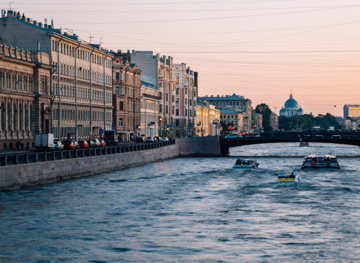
[255,113,263,130]
[141,75,160,138]
[335,117,351,130]
[220,109,244,134]
[196,101,220,136]
[198,94,251,131]
[343,105,360,118]
[270,112,279,130]
[279,93,304,117]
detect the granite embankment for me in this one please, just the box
[0,137,221,190]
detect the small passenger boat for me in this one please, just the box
[301,155,340,169]
[299,141,310,147]
[277,172,300,185]
[233,158,259,169]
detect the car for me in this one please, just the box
[87,140,95,148]
[71,139,80,149]
[226,134,242,139]
[91,139,101,147]
[63,140,76,150]
[145,137,155,143]
[154,136,163,142]
[136,137,144,143]
[100,140,106,147]
[54,141,64,151]
[163,137,169,142]
[78,140,89,148]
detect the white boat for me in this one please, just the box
[233,158,259,169]
[301,155,340,169]
[299,141,310,147]
[277,172,300,185]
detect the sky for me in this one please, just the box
[3,0,360,116]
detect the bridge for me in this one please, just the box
[219,132,360,155]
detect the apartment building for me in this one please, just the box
[196,101,220,136]
[220,109,244,134]
[173,63,197,137]
[0,43,53,149]
[112,56,141,142]
[0,10,114,140]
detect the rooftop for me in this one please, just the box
[220,109,240,114]
[198,93,250,101]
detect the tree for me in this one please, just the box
[255,103,272,132]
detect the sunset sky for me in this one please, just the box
[5,0,360,116]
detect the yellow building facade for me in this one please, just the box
[196,101,220,136]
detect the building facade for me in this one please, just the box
[279,93,304,117]
[0,42,53,149]
[220,109,244,134]
[198,94,251,132]
[343,105,360,118]
[112,57,141,142]
[195,101,220,136]
[270,112,279,130]
[140,75,160,138]
[173,63,197,137]
[254,113,263,130]
[118,51,174,137]
[0,10,114,140]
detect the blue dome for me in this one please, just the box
[297,107,304,113]
[284,93,299,108]
[280,108,288,113]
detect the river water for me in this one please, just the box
[1,143,360,262]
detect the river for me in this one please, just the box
[1,143,360,262]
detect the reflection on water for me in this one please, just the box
[1,143,360,262]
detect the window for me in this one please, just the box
[172,95,174,102]
[116,87,119,94]
[159,104,162,113]
[189,110,192,116]
[185,88,188,94]
[185,109,187,116]
[166,106,168,114]
[119,118,123,127]
[176,119,179,126]
[184,99,187,105]
[194,91,196,97]
[176,88,179,95]
[119,102,123,110]
[189,100,192,106]
[176,76,179,83]
[176,109,179,116]
[159,92,162,99]
[116,72,119,80]
[166,94,168,102]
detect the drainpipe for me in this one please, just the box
[57,35,64,140]
[74,42,81,142]
[89,47,95,139]
[103,52,108,135]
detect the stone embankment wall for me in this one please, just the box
[0,137,220,190]
[176,136,221,156]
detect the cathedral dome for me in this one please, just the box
[284,93,299,108]
[280,108,288,113]
[297,107,304,115]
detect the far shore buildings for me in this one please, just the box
[279,93,304,117]
[343,105,360,118]
[197,94,252,132]
[0,42,53,150]
[270,112,279,130]
[0,10,114,140]
[220,109,244,134]
[196,101,220,136]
